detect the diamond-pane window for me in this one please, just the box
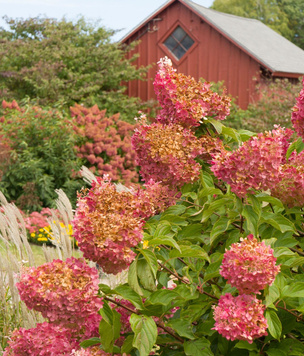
[164,26,194,60]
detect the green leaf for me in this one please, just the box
[114,285,144,310]
[210,217,231,245]
[128,259,144,296]
[256,194,284,209]
[265,284,280,307]
[146,289,179,306]
[198,187,223,198]
[147,236,181,252]
[139,248,158,279]
[261,213,296,233]
[286,140,297,159]
[282,282,304,298]
[137,259,157,292]
[235,340,258,351]
[242,205,259,236]
[98,307,121,353]
[169,245,210,262]
[222,126,242,145]
[121,334,134,354]
[79,337,101,348]
[130,314,158,356]
[177,224,203,241]
[160,214,188,226]
[161,204,187,217]
[98,283,114,295]
[167,319,195,339]
[201,196,233,222]
[208,118,223,134]
[99,301,113,324]
[203,258,223,282]
[184,338,213,355]
[266,309,282,340]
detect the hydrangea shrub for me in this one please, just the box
[5,58,304,356]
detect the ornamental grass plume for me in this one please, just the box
[72,177,145,274]
[154,57,231,128]
[3,322,79,356]
[211,126,293,197]
[16,257,102,324]
[220,234,280,294]
[291,78,304,139]
[213,293,268,343]
[132,119,204,187]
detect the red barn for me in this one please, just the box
[121,0,304,109]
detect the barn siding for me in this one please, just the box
[124,1,261,109]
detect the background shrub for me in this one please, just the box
[72,103,139,185]
[0,100,83,211]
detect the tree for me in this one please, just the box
[0,17,148,122]
[212,0,304,49]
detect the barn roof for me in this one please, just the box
[121,0,304,76]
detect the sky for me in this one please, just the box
[0,0,214,41]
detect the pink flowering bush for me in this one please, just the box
[16,257,102,324]
[213,294,268,343]
[154,57,231,127]
[72,103,139,185]
[220,234,280,294]
[5,59,304,355]
[3,322,79,356]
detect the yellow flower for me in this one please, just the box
[37,238,48,242]
[39,228,44,232]
[30,233,36,237]
[143,240,149,249]
[38,234,43,238]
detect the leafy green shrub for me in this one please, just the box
[0,17,149,123]
[0,100,83,211]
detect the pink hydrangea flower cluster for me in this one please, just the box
[213,294,268,343]
[3,322,79,356]
[154,57,231,127]
[291,77,304,139]
[220,234,280,294]
[132,121,204,187]
[211,126,293,197]
[134,179,180,218]
[73,178,148,274]
[16,257,103,324]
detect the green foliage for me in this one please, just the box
[0,16,148,122]
[0,100,83,211]
[211,0,304,49]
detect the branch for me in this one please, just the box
[104,296,184,343]
[158,261,219,300]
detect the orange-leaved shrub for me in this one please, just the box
[71,103,139,185]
